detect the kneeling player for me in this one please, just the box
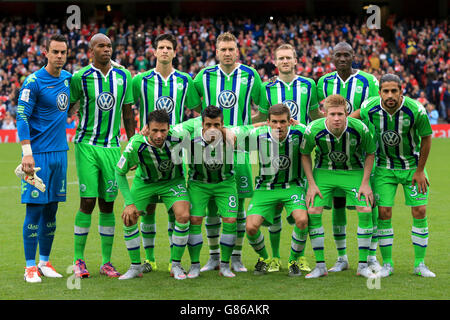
[238,104,309,277]
[175,106,238,278]
[115,110,191,280]
[300,94,377,279]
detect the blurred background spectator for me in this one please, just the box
[0,15,448,126]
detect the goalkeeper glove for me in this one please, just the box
[15,164,46,193]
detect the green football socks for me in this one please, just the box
[98,212,115,265]
[332,207,347,257]
[73,210,91,262]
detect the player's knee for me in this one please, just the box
[80,197,96,214]
[378,206,392,220]
[98,198,114,213]
[356,205,372,213]
[190,216,203,225]
[222,217,236,224]
[246,222,259,236]
[307,206,322,215]
[295,216,308,230]
[412,205,427,219]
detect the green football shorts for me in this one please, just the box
[75,142,121,202]
[188,178,238,218]
[247,185,307,226]
[131,177,190,212]
[312,169,371,208]
[374,167,429,207]
[234,151,253,198]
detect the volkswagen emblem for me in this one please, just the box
[56,92,69,111]
[282,100,298,118]
[218,90,237,109]
[156,96,175,114]
[204,158,223,171]
[158,159,174,172]
[382,130,401,147]
[272,155,291,171]
[329,151,348,163]
[96,92,115,111]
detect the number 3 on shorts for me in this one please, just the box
[240,176,248,189]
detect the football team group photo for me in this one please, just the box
[1,0,449,301]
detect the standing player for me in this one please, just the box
[239,104,309,277]
[316,42,380,273]
[115,109,191,280]
[194,32,263,273]
[252,43,322,273]
[69,33,135,278]
[358,74,435,277]
[300,94,377,279]
[16,34,71,283]
[133,33,200,272]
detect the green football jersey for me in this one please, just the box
[70,64,133,148]
[235,124,306,190]
[172,117,234,183]
[116,132,185,183]
[317,70,379,113]
[359,96,432,170]
[300,117,376,170]
[194,64,262,126]
[259,75,319,124]
[132,68,200,128]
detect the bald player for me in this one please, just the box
[69,33,135,278]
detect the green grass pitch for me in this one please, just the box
[1,139,449,300]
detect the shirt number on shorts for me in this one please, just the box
[352,188,359,199]
[228,195,237,208]
[169,184,187,196]
[106,180,118,193]
[240,176,248,189]
[291,194,305,203]
[409,185,418,197]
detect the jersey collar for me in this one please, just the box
[218,63,240,79]
[90,63,113,81]
[276,76,298,88]
[336,70,360,87]
[268,126,291,144]
[379,96,405,117]
[324,117,348,140]
[154,68,176,85]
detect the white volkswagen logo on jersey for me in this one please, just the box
[204,158,223,171]
[156,96,175,114]
[96,92,115,111]
[272,155,291,171]
[218,90,237,109]
[345,99,353,114]
[283,100,299,118]
[158,159,174,172]
[56,92,69,111]
[382,130,401,147]
[355,86,363,94]
[329,151,348,163]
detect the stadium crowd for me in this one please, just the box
[0,15,448,129]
